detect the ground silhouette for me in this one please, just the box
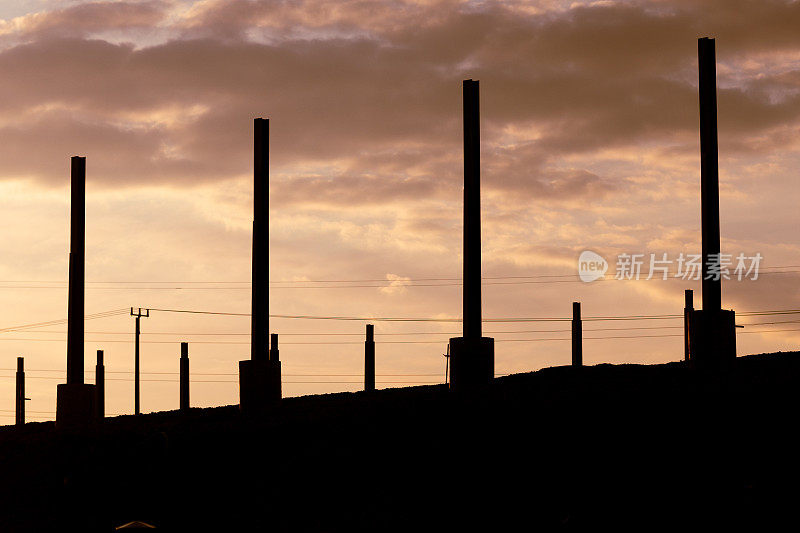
[2,351,800,531]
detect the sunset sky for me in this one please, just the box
[1,0,799,423]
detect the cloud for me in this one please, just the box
[0,1,167,41]
[1,0,800,203]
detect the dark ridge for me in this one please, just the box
[2,351,800,531]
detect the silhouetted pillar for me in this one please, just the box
[572,302,582,367]
[365,324,375,392]
[688,38,737,368]
[96,350,104,419]
[180,342,189,412]
[699,38,721,314]
[449,79,495,391]
[16,357,24,426]
[268,333,282,400]
[67,156,85,386]
[240,119,281,412]
[252,117,269,361]
[463,80,481,341]
[56,156,96,429]
[684,290,693,362]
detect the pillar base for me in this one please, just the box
[56,383,97,430]
[239,359,281,413]
[688,309,737,369]
[449,337,494,391]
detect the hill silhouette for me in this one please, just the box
[2,351,800,531]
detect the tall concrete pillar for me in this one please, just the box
[96,350,104,419]
[240,118,281,411]
[180,342,189,412]
[449,80,495,391]
[16,357,24,426]
[251,118,269,362]
[56,156,96,429]
[365,324,375,392]
[572,302,582,367]
[67,156,85,385]
[689,38,736,368]
[699,38,722,313]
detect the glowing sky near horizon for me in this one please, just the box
[1,0,799,423]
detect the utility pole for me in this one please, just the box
[131,307,149,415]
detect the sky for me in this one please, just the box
[1,0,799,423]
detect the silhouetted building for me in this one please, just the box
[449,80,495,390]
[687,38,737,367]
[240,118,281,411]
[56,156,96,428]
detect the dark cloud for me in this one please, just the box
[0,0,799,202]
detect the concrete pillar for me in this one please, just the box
[365,324,375,392]
[689,38,737,368]
[269,333,282,400]
[16,357,24,426]
[251,117,269,362]
[56,156,95,429]
[96,350,104,419]
[463,79,481,341]
[449,79,495,391]
[180,342,189,412]
[684,290,693,362]
[572,302,582,367]
[67,156,85,385]
[699,38,722,313]
[240,118,280,412]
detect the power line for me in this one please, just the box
[0,309,128,334]
[4,321,795,337]
[0,265,795,286]
[0,325,689,336]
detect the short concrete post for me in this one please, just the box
[572,302,582,367]
[365,324,375,392]
[180,342,189,412]
[16,357,24,426]
[684,290,693,362]
[96,350,104,419]
[269,333,282,401]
